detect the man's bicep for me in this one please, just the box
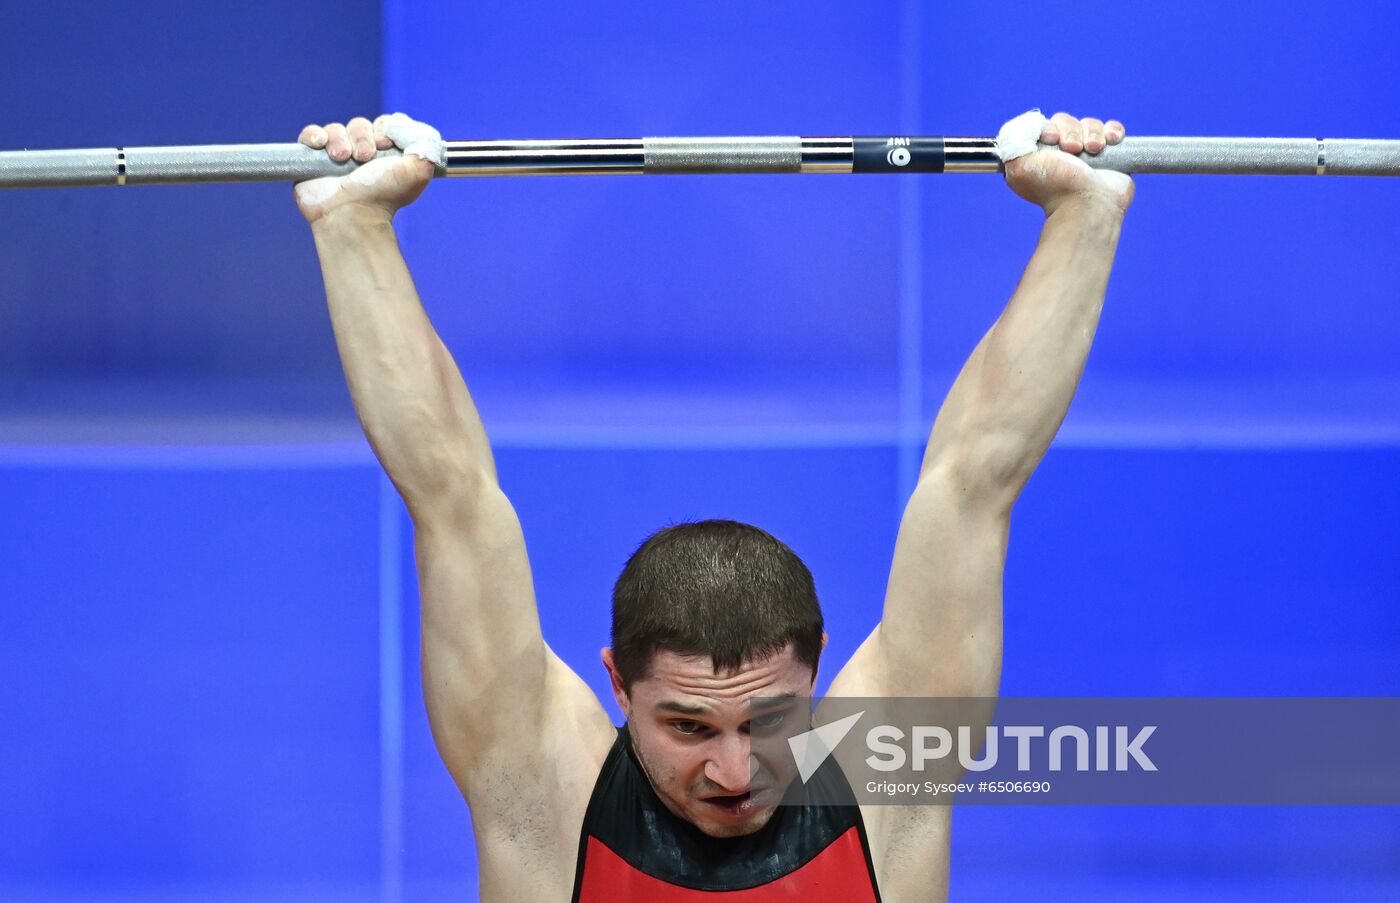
[854,472,1007,699]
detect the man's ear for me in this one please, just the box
[600,647,630,716]
[811,632,831,689]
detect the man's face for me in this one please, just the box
[608,644,814,838]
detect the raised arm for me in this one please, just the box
[296,116,611,795]
[833,113,1133,700]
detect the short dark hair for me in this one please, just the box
[610,519,824,692]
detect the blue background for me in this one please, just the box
[1,0,1397,900]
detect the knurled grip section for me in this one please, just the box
[0,149,121,187]
[1324,140,1400,176]
[0,143,407,188]
[643,136,803,173]
[1080,137,1320,175]
[123,144,401,183]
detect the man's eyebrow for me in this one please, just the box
[656,700,711,716]
[750,693,800,712]
[654,693,802,716]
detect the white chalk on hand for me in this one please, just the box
[382,112,447,168]
[995,109,1049,163]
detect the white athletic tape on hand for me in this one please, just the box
[996,109,1049,163]
[383,112,446,168]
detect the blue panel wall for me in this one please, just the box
[1,1,387,900]
[2,0,1398,900]
[0,464,383,899]
[384,1,904,386]
[0,0,380,397]
[918,1,1400,387]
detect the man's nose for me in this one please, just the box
[704,734,754,793]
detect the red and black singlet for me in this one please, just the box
[571,725,882,902]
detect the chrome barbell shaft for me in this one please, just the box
[3,136,1399,189]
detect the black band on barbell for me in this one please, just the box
[852,137,945,174]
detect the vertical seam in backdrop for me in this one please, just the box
[377,472,405,903]
[379,4,408,901]
[896,0,926,511]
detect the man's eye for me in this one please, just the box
[671,720,704,735]
[752,712,786,729]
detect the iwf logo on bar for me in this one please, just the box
[885,137,912,167]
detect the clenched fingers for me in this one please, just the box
[298,123,328,149]
[1042,113,1128,156]
[1044,112,1082,153]
[372,115,395,150]
[1080,118,1107,153]
[322,123,353,163]
[347,116,376,162]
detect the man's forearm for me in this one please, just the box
[921,195,1124,503]
[312,207,496,512]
